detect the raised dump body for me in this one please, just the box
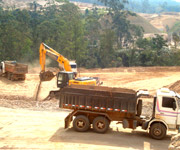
[0,61,28,80]
[59,85,142,121]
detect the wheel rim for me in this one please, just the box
[153,127,162,136]
[76,119,86,129]
[96,121,105,129]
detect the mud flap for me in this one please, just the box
[133,120,137,129]
[123,119,129,129]
[65,115,72,129]
[64,111,76,129]
[142,121,149,130]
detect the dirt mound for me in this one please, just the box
[139,13,180,32]
[168,80,180,93]
[0,98,59,111]
[79,67,180,73]
[0,94,32,101]
[128,14,160,34]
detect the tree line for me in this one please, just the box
[0,0,180,68]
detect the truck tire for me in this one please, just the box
[73,115,90,132]
[137,99,142,116]
[93,116,109,133]
[149,123,166,140]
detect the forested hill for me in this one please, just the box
[71,0,180,13]
[1,0,180,68]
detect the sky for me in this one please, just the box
[174,0,180,2]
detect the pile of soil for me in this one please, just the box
[79,66,180,73]
[0,98,60,111]
[168,80,180,93]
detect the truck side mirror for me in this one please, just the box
[173,102,177,111]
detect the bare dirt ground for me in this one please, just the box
[139,13,180,32]
[1,66,180,150]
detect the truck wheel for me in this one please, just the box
[149,123,166,140]
[93,116,109,133]
[73,115,90,132]
[137,99,142,116]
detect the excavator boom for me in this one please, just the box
[39,43,75,81]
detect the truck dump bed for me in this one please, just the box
[5,61,28,74]
[59,85,138,119]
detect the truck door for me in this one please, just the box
[156,96,178,129]
[176,99,180,126]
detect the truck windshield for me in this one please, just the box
[70,64,77,69]
[58,73,63,82]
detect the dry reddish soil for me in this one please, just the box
[139,13,180,32]
[1,67,180,150]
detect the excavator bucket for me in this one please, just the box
[40,71,55,81]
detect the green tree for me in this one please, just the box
[0,10,32,61]
[98,0,128,13]
[151,34,168,54]
[59,3,87,65]
[98,0,143,49]
[99,29,116,68]
[172,32,180,49]
[83,9,101,68]
[136,35,168,66]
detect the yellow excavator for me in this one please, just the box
[39,43,101,88]
[37,43,101,100]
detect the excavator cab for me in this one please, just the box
[57,71,74,88]
[57,72,98,88]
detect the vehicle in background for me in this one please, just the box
[0,61,28,81]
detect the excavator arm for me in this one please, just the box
[39,43,72,72]
[39,43,73,81]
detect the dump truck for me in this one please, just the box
[59,85,180,140]
[0,61,28,81]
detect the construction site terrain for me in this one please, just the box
[1,67,180,150]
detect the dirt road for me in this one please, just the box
[0,107,172,150]
[1,67,180,149]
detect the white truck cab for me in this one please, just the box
[155,88,180,129]
[147,88,180,139]
[69,61,77,77]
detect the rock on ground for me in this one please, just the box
[169,134,180,150]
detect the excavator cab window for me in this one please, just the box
[68,73,74,80]
[57,72,74,88]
